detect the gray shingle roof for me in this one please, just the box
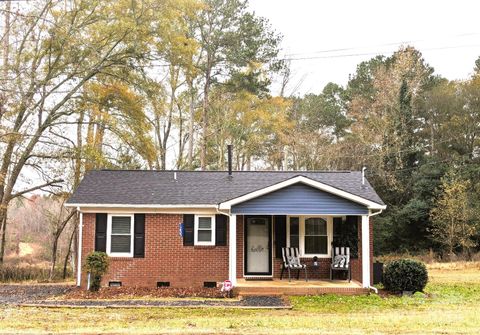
[67,170,385,206]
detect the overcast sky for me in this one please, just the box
[249,0,480,96]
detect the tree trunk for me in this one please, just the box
[200,61,212,170]
[187,84,195,168]
[49,232,60,281]
[0,0,11,123]
[63,225,77,279]
[0,208,8,264]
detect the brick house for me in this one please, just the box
[66,168,385,294]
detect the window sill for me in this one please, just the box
[193,245,217,249]
[108,256,135,261]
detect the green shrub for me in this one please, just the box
[383,259,428,293]
[84,252,109,291]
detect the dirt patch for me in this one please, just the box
[64,286,227,300]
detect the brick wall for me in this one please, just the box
[81,213,373,288]
[81,213,228,288]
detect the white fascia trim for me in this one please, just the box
[65,203,217,209]
[218,175,386,210]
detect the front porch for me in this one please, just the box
[235,278,368,296]
[220,178,384,292]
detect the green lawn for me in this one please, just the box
[1,264,479,334]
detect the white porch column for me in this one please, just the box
[361,214,370,288]
[228,214,237,286]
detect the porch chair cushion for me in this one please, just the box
[332,255,348,268]
[282,247,306,269]
[330,246,351,282]
[287,255,302,268]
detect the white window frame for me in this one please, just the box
[106,214,134,257]
[287,215,333,258]
[194,214,216,246]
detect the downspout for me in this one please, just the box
[367,208,383,294]
[76,207,83,287]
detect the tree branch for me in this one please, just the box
[9,179,64,200]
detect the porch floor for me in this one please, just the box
[234,279,368,296]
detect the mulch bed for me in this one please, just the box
[1,285,291,308]
[63,286,227,300]
[22,296,290,309]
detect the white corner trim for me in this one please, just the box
[229,214,237,285]
[76,210,83,287]
[218,175,386,210]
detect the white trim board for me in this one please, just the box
[219,176,386,210]
[65,203,216,208]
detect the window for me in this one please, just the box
[304,218,328,255]
[287,216,332,257]
[107,214,134,257]
[289,217,299,249]
[194,215,215,246]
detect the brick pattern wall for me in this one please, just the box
[81,213,229,288]
[81,213,373,288]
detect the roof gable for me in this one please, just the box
[220,175,385,211]
[231,182,370,215]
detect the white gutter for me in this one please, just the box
[76,207,83,287]
[65,203,217,209]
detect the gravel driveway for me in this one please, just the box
[0,284,73,304]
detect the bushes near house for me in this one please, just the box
[383,259,428,293]
[84,252,109,291]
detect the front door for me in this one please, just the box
[244,216,272,276]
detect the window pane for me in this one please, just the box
[197,230,212,242]
[305,236,328,254]
[111,216,131,234]
[290,217,299,235]
[289,217,299,248]
[305,218,327,235]
[111,235,131,253]
[198,217,212,229]
[290,234,299,248]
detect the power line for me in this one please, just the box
[282,43,480,62]
[283,32,480,57]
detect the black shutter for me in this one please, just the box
[346,216,359,258]
[274,215,286,258]
[332,217,343,247]
[95,213,107,252]
[183,214,194,246]
[215,214,228,246]
[134,214,145,258]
